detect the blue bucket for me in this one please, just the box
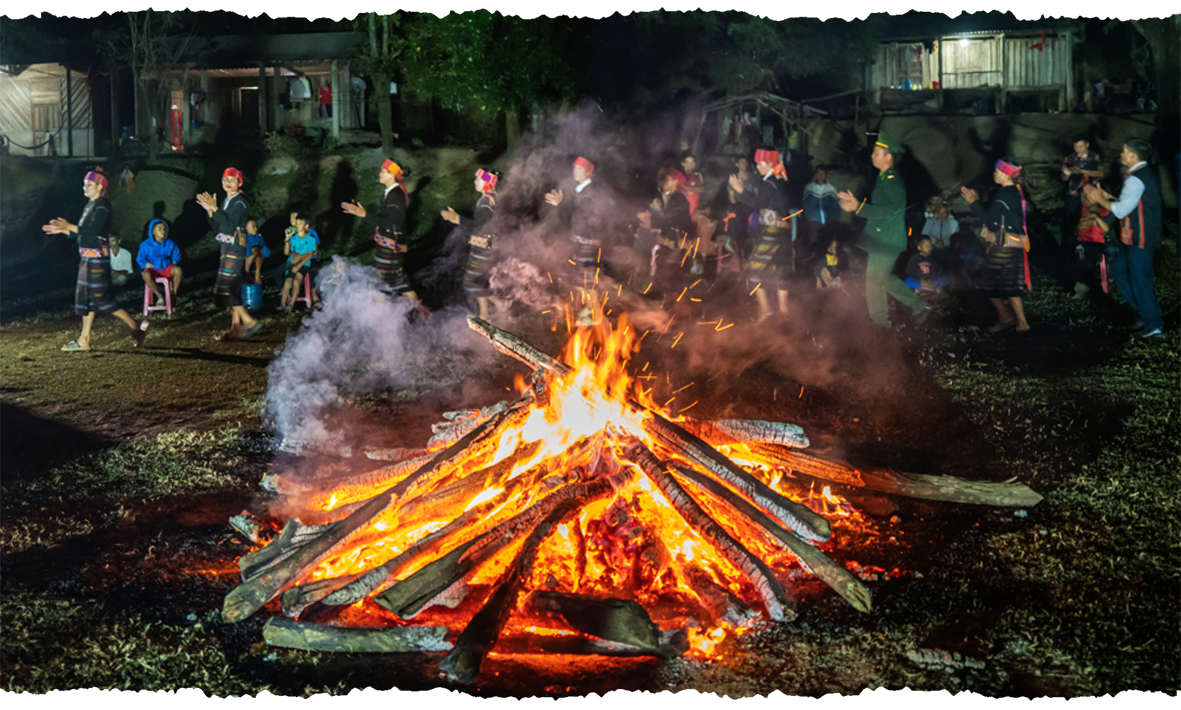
[242,283,262,310]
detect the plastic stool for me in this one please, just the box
[143,276,173,316]
[293,272,314,309]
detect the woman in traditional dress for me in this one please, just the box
[638,167,693,308]
[42,171,147,351]
[442,168,502,320]
[341,158,424,308]
[962,158,1032,333]
[196,167,261,340]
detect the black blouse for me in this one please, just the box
[209,193,250,237]
[459,194,495,236]
[76,197,112,250]
[651,191,693,239]
[970,184,1026,235]
[362,184,408,238]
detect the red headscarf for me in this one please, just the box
[754,149,787,179]
[667,169,687,192]
[574,156,595,178]
[222,167,245,186]
[381,158,403,178]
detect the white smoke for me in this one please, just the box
[263,256,494,449]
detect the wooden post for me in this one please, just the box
[65,65,74,157]
[181,65,191,149]
[331,60,340,139]
[998,35,1007,114]
[109,68,120,154]
[937,39,944,110]
[258,63,267,134]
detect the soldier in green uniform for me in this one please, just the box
[838,133,931,328]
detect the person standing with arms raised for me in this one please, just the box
[729,148,792,322]
[196,167,260,341]
[545,156,602,324]
[43,171,147,351]
[838,133,931,329]
[341,158,425,310]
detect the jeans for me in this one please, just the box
[1108,243,1162,331]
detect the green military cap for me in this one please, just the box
[874,132,906,155]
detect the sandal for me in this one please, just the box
[987,320,1017,334]
[240,321,263,339]
[61,340,92,352]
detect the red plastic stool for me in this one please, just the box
[293,272,314,309]
[143,276,173,316]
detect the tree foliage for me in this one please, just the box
[399,11,575,114]
[582,12,880,104]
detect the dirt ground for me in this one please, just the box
[1,146,1178,698]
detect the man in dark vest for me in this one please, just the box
[838,133,931,329]
[1084,138,1164,338]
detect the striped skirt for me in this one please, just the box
[214,245,245,308]
[75,256,122,316]
[374,244,411,294]
[463,239,496,301]
[976,245,1026,298]
[745,232,789,290]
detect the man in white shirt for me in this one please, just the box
[1083,138,1164,338]
[108,233,134,286]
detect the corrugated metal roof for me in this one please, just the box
[877,11,1073,42]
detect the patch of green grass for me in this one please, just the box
[29,427,272,499]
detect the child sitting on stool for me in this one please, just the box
[813,238,846,289]
[137,219,183,304]
[244,219,270,286]
[905,235,949,293]
[281,212,317,309]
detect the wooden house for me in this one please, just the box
[0,48,104,157]
[868,13,1077,115]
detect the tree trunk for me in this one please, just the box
[1132,17,1180,201]
[374,70,395,155]
[505,107,520,152]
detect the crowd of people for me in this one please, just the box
[42,130,1169,351]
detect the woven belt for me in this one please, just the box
[374,234,398,249]
[571,235,600,246]
[469,235,494,249]
[79,247,107,258]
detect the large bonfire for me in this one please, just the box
[223,313,1041,683]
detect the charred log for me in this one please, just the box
[375,471,629,620]
[222,401,532,623]
[467,315,572,378]
[672,465,872,613]
[626,441,795,623]
[262,618,452,653]
[642,411,831,543]
[681,418,810,449]
[751,445,1043,508]
[438,496,588,684]
[529,591,688,658]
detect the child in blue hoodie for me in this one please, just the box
[137,218,183,305]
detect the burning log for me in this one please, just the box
[239,519,338,582]
[529,591,689,658]
[467,315,831,543]
[429,401,511,448]
[671,465,872,613]
[627,441,795,622]
[747,445,1043,508]
[467,316,572,378]
[222,400,534,623]
[263,452,434,498]
[438,496,592,684]
[375,470,631,620]
[641,412,831,543]
[681,418,810,449]
[262,618,452,653]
